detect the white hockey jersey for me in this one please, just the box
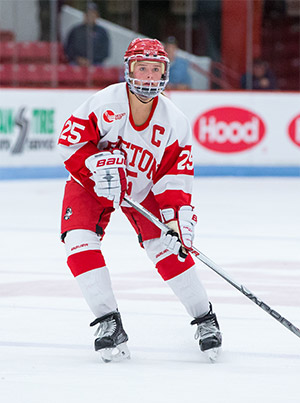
[58,82,194,209]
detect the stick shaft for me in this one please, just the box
[124,195,300,339]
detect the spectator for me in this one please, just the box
[164,36,192,90]
[240,59,277,90]
[64,2,109,67]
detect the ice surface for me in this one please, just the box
[0,177,299,403]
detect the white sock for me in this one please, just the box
[166,266,209,318]
[75,266,118,318]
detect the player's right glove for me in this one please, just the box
[85,150,127,209]
[161,205,197,260]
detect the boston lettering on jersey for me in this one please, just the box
[58,82,194,207]
[105,137,157,180]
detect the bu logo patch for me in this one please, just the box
[103,109,126,123]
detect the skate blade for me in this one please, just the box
[100,342,131,363]
[205,347,220,363]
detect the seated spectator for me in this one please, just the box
[240,59,277,90]
[64,2,109,67]
[164,36,192,90]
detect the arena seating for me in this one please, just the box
[0,30,15,41]
[0,62,123,88]
[0,39,122,88]
[0,64,52,86]
[0,41,67,64]
[262,16,300,91]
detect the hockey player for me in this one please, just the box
[58,38,222,362]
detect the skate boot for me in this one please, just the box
[191,303,222,362]
[90,311,130,363]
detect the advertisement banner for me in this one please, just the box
[0,89,94,168]
[169,91,300,170]
[0,89,299,178]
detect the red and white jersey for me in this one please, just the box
[58,82,194,210]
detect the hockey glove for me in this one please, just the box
[161,206,197,260]
[85,150,127,209]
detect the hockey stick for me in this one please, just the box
[123,195,300,339]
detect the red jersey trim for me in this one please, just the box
[64,142,99,175]
[126,84,158,131]
[155,189,191,210]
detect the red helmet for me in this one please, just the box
[124,38,170,99]
[124,38,169,61]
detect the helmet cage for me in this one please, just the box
[124,54,170,99]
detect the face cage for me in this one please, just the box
[124,56,170,99]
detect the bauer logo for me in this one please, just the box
[287,115,300,147]
[103,110,126,123]
[193,107,265,153]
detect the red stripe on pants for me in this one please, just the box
[156,253,194,281]
[67,250,106,277]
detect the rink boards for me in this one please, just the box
[0,88,299,179]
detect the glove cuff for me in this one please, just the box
[161,205,195,223]
[161,207,176,223]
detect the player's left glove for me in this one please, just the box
[160,206,197,260]
[85,150,127,209]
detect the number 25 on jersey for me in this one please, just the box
[59,119,85,145]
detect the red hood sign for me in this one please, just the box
[288,115,300,147]
[193,106,266,153]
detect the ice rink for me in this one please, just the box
[1,176,299,403]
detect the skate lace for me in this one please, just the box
[94,318,117,338]
[194,319,218,340]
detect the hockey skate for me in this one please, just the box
[90,311,130,363]
[191,303,222,363]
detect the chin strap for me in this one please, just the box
[133,92,155,104]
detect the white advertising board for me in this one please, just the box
[0,89,299,178]
[0,89,94,167]
[169,91,300,174]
